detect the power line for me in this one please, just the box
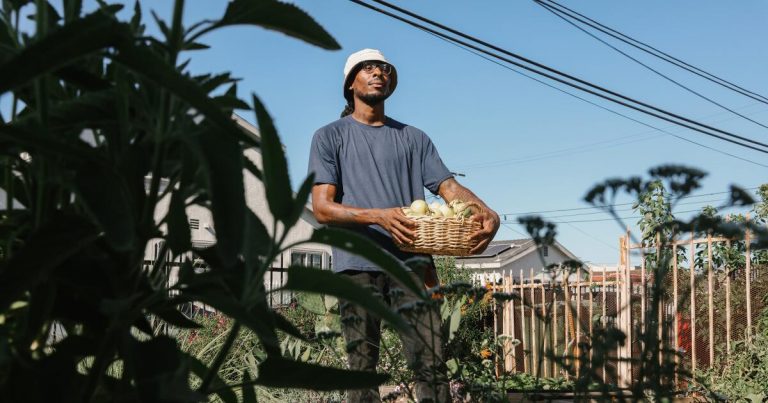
[353,0,768,154]
[457,134,664,170]
[431,32,768,169]
[537,0,768,106]
[563,222,619,251]
[502,205,749,224]
[498,187,759,216]
[540,197,727,220]
[535,0,768,132]
[501,222,531,238]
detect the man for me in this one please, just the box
[308,49,499,402]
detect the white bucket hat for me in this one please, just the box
[343,48,398,103]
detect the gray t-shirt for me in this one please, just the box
[308,115,453,272]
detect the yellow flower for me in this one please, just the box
[480,349,493,359]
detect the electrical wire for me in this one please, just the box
[535,0,768,131]
[498,187,758,216]
[539,197,726,220]
[429,32,768,169]
[563,222,619,251]
[536,0,768,106]
[353,0,768,154]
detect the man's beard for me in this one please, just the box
[355,88,391,107]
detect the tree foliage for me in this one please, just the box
[0,1,430,401]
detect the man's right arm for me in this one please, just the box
[311,183,417,245]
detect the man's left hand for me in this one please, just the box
[468,210,500,255]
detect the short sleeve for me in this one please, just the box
[308,130,339,186]
[420,133,453,194]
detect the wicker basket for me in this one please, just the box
[395,203,482,256]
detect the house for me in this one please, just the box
[456,239,579,285]
[146,114,331,306]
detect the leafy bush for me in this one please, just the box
[0,1,432,401]
[703,306,768,402]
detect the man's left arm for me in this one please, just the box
[438,178,500,255]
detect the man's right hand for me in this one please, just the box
[312,184,418,244]
[375,207,418,245]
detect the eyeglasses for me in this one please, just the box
[360,61,392,75]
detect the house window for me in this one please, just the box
[541,246,548,257]
[189,219,200,230]
[291,251,323,268]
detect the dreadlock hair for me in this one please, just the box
[340,103,354,118]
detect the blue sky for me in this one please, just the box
[5,1,768,264]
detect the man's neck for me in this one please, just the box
[351,100,386,126]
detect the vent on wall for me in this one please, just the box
[189,219,200,230]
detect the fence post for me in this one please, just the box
[602,264,607,383]
[707,234,715,368]
[553,273,559,376]
[588,266,594,369]
[520,270,527,374]
[508,271,516,372]
[529,267,537,376]
[657,232,663,371]
[745,212,752,342]
[690,231,696,375]
[576,264,582,378]
[673,241,679,386]
[617,231,633,389]
[641,253,647,334]
[493,274,499,377]
[725,239,732,358]
[540,274,549,377]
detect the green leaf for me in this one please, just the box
[75,160,136,250]
[54,64,112,91]
[0,13,17,50]
[256,357,388,390]
[64,0,84,23]
[0,124,107,163]
[166,190,191,255]
[273,310,307,341]
[134,336,202,402]
[110,44,258,148]
[129,0,142,30]
[0,213,98,311]
[191,127,245,267]
[241,371,257,403]
[447,297,463,343]
[285,173,314,229]
[0,8,128,94]
[5,0,33,12]
[202,0,340,50]
[184,42,210,51]
[188,356,237,403]
[243,153,263,181]
[212,93,250,111]
[281,266,410,333]
[297,292,325,315]
[244,210,270,260]
[252,94,293,223]
[308,227,424,297]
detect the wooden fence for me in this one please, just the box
[491,218,766,387]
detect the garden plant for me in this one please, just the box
[0,0,434,401]
[2,1,768,402]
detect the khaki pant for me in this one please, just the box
[339,270,449,403]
